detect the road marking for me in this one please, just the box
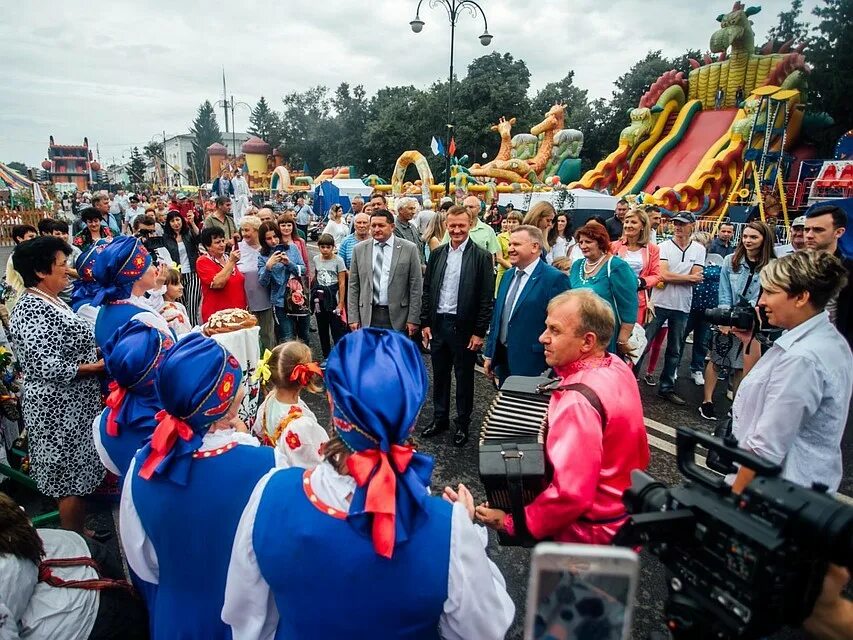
[644,419,853,506]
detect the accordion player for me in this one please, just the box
[478,375,606,546]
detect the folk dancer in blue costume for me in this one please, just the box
[223,328,514,640]
[92,320,174,477]
[71,240,108,326]
[91,235,171,355]
[120,333,277,640]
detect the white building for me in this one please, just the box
[161,132,251,187]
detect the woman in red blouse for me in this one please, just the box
[196,227,247,321]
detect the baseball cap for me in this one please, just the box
[791,215,806,228]
[671,212,696,224]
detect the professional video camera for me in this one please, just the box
[704,296,760,332]
[613,427,853,640]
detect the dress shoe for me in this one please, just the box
[453,429,469,447]
[421,421,449,438]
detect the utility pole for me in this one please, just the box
[221,69,230,134]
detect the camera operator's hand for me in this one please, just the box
[803,564,853,640]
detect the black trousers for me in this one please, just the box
[315,310,347,357]
[84,538,149,640]
[430,313,476,431]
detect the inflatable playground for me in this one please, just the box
[206,2,851,231]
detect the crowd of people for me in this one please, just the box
[0,181,851,639]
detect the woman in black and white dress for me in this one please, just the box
[8,237,105,535]
[161,211,201,326]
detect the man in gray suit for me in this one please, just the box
[348,209,423,335]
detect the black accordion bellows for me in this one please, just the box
[478,375,553,547]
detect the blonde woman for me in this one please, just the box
[522,201,556,258]
[421,211,447,262]
[610,208,661,325]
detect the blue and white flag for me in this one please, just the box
[430,136,444,157]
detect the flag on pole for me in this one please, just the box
[448,137,457,157]
[430,136,441,156]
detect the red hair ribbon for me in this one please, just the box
[289,362,323,387]
[138,410,195,480]
[346,444,415,559]
[104,381,127,437]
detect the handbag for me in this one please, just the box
[607,258,647,363]
[285,277,309,316]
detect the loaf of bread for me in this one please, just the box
[203,308,258,336]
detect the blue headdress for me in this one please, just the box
[70,240,107,312]
[137,333,242,485]
[103,320,174,439]
[91,236,151,307]
[324,328,432,558]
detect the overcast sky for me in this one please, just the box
[0,0,817,166]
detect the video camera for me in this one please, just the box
[704,296,763,332]
[613,427,853,640]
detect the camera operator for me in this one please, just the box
[475,289,650,543]
[729,250,852,494]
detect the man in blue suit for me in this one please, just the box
[484,225,571,384]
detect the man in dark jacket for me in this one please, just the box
[421,205,495,446]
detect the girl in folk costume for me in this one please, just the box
[92,320,174,478]
[223,329,514,640]
[252,341,328,468]
[158,266,193,337]
[119,333,277,640]
[91,236,172,356]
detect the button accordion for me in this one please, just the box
[478,375,554,546]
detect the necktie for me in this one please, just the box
[372,242,387,304]
[499,269,525,345]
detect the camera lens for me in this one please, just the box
[623,470,669,514]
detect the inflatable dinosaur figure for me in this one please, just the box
[544,129,584,184]
[688,2,808,108]
[490,117,516,163]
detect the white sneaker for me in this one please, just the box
[691,371,705,386]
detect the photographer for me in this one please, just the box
[699,221,774,421]
[730,250,852,494]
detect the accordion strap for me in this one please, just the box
[541,382,607,430]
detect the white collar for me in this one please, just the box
[309,461,357,511]
[449,238,469,253]
[199,428,260,452]
[773,311,832,352]
[516,257,540,277]
[373,235,394,248]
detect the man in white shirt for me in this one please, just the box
[294,195,312,239]
[637,212,705,404]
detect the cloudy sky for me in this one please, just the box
[0,0,817,166]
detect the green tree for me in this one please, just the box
[453,52,533,163]
[363,85,426,178]
[127,147,147,185]
[279,86,331,173]
[248,96,281,144]
[326,83,370,172]
[808,0,853,154]
[531,71,592,131]
[767,0,810,48]
[6,161,28,174]
[189,100,223,183]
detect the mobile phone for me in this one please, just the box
[274,244,289,253]
[525,543,639,640]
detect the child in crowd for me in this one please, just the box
[253,341,328,468]
[159,267,193,336]
[311,234,348,361]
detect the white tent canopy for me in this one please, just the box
[497,189,618,212]
[322,179,373,198]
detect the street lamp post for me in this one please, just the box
[410,0,492,197]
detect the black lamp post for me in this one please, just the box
[410,0,492,197]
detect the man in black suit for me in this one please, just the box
[421,205,495,446]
